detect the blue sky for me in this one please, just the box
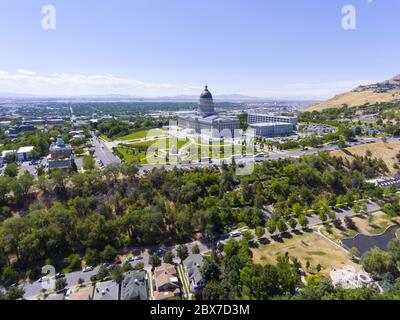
[0,0,399,99]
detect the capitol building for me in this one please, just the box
[177,86,241,137]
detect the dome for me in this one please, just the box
[200,85,213,100]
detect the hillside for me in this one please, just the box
[306,75,400,112]
[330,141,400,175]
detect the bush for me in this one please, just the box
[191,245,200,255]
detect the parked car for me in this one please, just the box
[64,288,72,297]
[134,256,144,261]
[82,266,94,273]
[230,231,242,238]
[55,272,65,279]
[125,256,135,263]
[113,258,122,265]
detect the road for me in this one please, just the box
[21,240,211,300]
[91,133,121,167]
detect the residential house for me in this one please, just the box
[183,254,205,294]
[93,280,119,300]
[121,271,148,300]
[153,263,180,300]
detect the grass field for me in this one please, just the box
[322,211,400,242]
[118,128,164,141]
[331,141,400,174]
[99,134,111,142]
[252,231,359,276]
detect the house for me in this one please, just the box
[153,263,180,300]
[0,150,16,166]
[66,286,93,300]
[183,254,206,294]
[16,146,35,161]
[93,280,119,300]
[121,271,148,300]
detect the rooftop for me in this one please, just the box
[17,146,35,153]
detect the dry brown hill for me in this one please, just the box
[306,75,400,112]
[330,141,400,175]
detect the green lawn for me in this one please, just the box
[177,264,191,300]
[99,134,111,142]
[118,128,164,141]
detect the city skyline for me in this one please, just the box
[0,0,399,99]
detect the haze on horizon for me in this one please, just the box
[0,0,399,100]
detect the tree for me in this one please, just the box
[344,216,357,230]
[349,247,361,261]
[135,262,145,271]
[316,264,322,273]
[191,245,200,255]
[242,230,254,242]
[277,220,288,233]
[101,245,117,262]
[361,247,394,277]
[267,219,277,234]
[298,215,308,229]
[110,266,124,285]
[6,286,25,300]
[387,239,400,263]
[96,266,110,281]
[255,226,265,239]
[163,251,175,264]
[1,266,19,287]
[84,248,99,266]
[55,278,67,292]
[149,255,161,270]
[176,245,189,263]
[4,162,18,177]
[83,156,96,171]
[200,257,221,281]
[64,254,81,271]
[288,218,297,230]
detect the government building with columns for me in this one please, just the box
[177,86,241,137]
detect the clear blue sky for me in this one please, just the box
[0,0,399,99]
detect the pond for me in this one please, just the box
[342,225,399,255]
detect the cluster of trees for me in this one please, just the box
[200,239,400,300]
[0,152,395,290]
[95,118,166,139]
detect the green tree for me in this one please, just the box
[267,219,277,234]
[83,156,96,171]
[149,255,161,270]
[4,162,18,177]
[361,247,394,277]
[163,251,175,264]
[255,226,265,239]
[101,245,117,262]
[55,278,68,292]
[298,215,308,229]
[191,245,200,255]
[176,244,189,263]
[6,286,25,300]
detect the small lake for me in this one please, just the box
[342,225,399,255]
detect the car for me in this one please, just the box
[125,256,135,263]
[230,231,242,238]
[38,276,49,283]
[55,272,65,279]
[113,258,122,265]
[134,256,144,261]
[64,288,72,297]
[82,266,94,273]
